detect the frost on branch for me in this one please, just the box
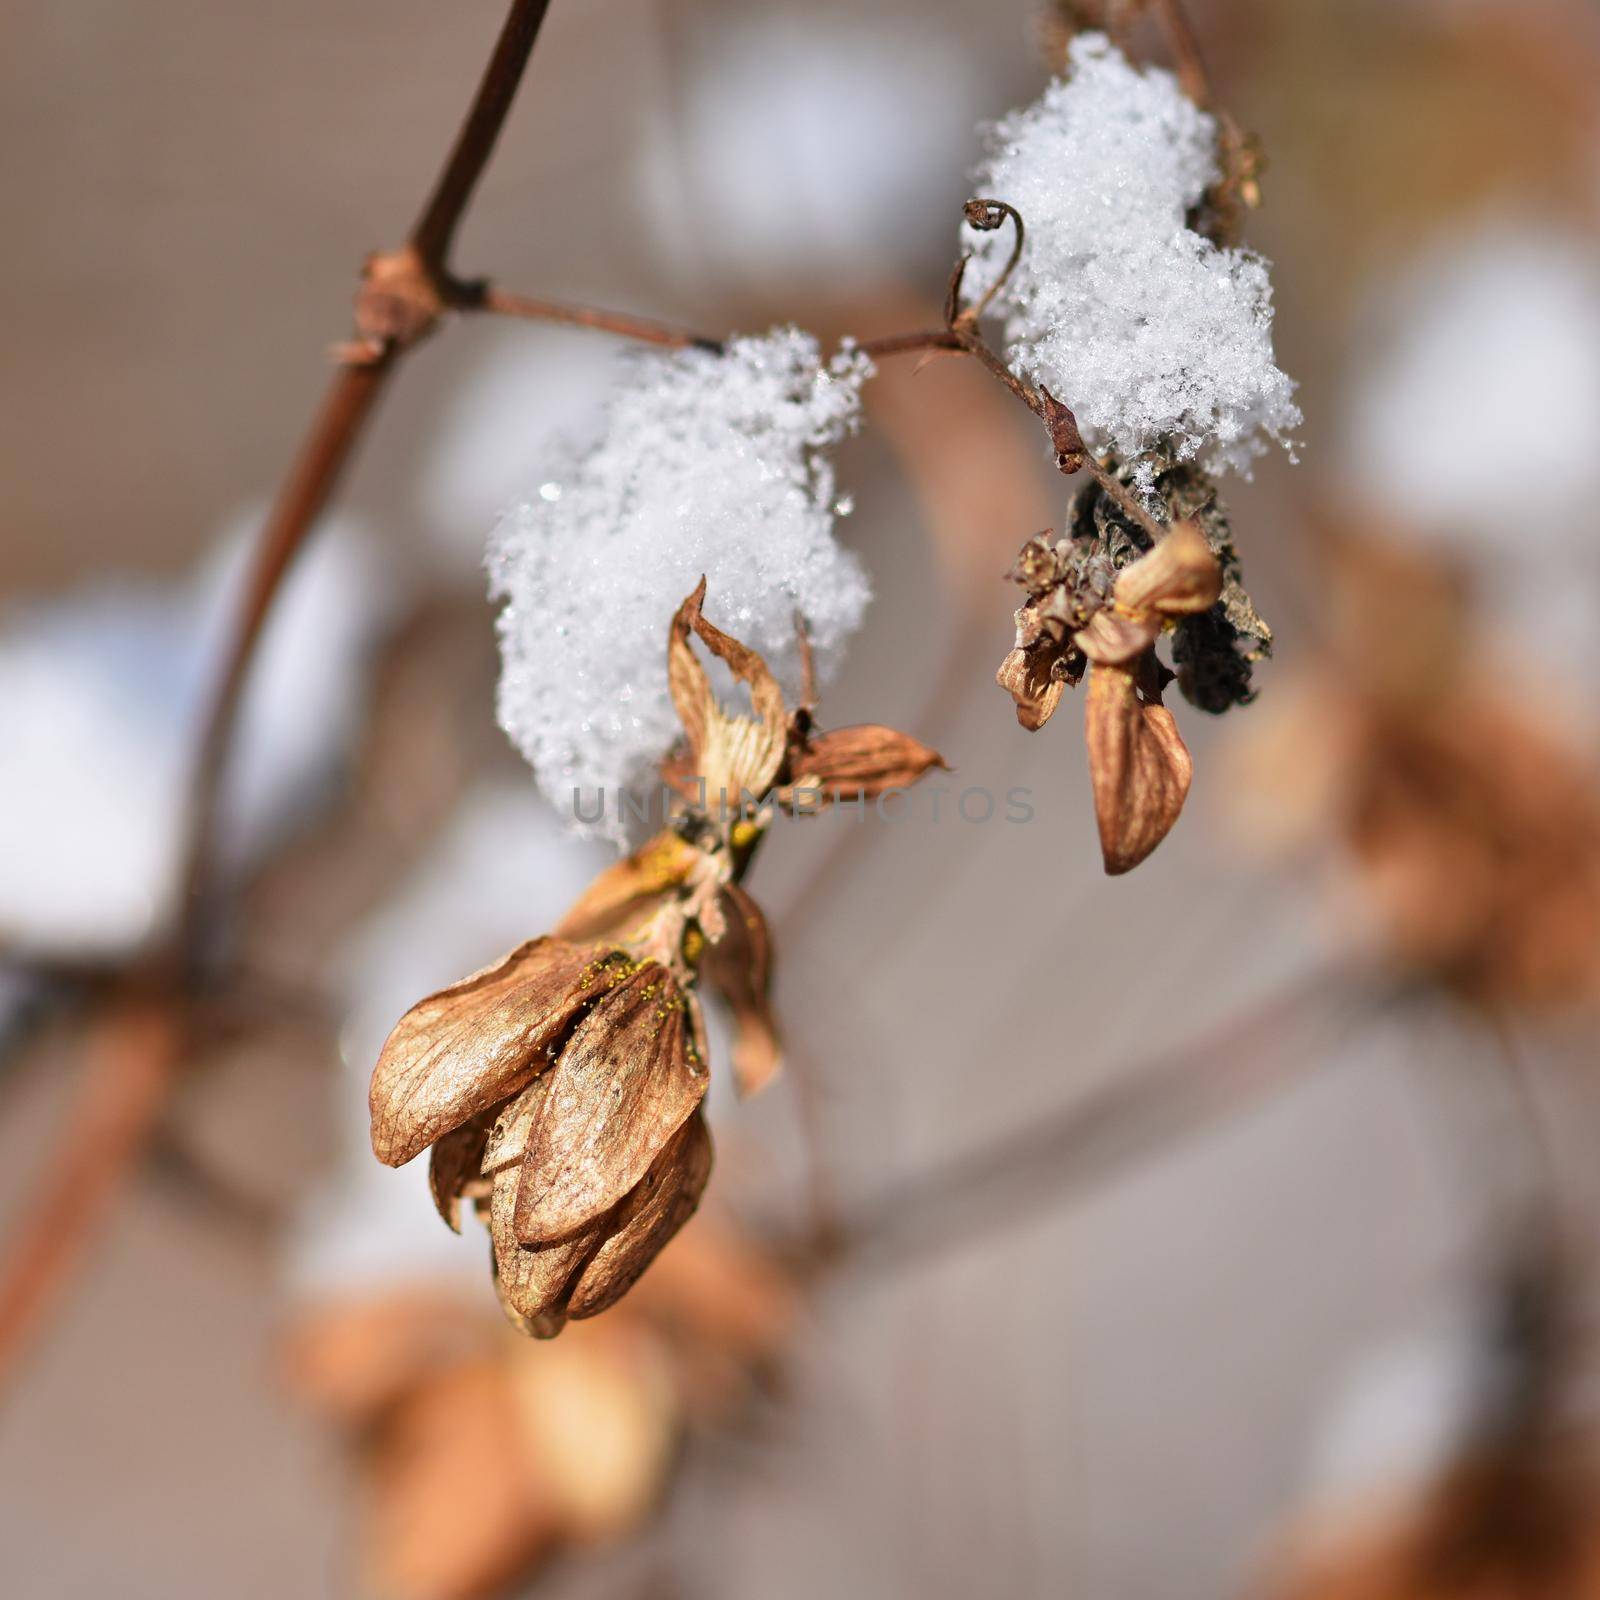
[489,328,871,828]
[964,34,1300,480]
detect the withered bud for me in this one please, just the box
[1085,661,1194,875]
[1041,388,1087,474]
[1006,532,1065,597]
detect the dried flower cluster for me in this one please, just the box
[998,463,1270,872]
[370,583,940,1332]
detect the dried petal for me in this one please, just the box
[703,884,781,1096]
[370,940,634,1168]
[997,644,1067,731]
[1111,520,1222,618]
[429,1115,493,1233]
[568,1111,713,1320]
[514,964,707,1245]
[554,830,702,944]
[786,725,947,802]
[669,580,789,799]
[1084,663,1194,875]
[1073,607,1162,668]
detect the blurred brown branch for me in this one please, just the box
[814,963,1351,1278]
[0,0,561,1403]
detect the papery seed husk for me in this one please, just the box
[1085,663,1194,876]
[429,1114,494,1232]
[514,963,707,1245]
[489,1085,606,1335]
[703,884,782,1096]
[370,939,634,1168]
[568,1111,713,1321]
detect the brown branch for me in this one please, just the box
[0,996,179,1396]
[1149,0,1213,107]
[810,963,1350,1280]
[179,0,556,951]
[854,328,961,360]
[465,284,721,351]
[178,358,393,940]
[409,0,555,273]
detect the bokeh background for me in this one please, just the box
[3,1,1599,1596]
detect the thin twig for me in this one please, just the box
[410,0,556,273]
[468,284,722,351]
[1149,0,1212,107]
[178,358,393,942]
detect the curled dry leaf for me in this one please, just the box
[1085,663,1194,875]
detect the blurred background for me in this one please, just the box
[2,1,1599,1595]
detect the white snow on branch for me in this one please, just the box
[964,33,1299,479]
[489,327,871,828]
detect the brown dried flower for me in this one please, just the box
[371,580,941,1333]
[999,516,1222,873]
